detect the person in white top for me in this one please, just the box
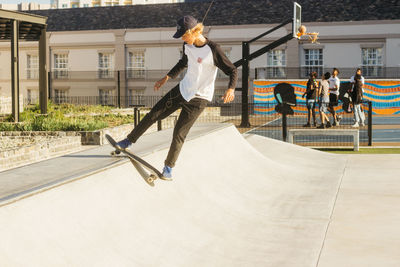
[114,15,238,178]
[350,68,365,87]
[317,72,331,128]
[328,68,342,126]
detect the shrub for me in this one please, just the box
[1,103,134,131]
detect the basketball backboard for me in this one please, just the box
[293,2,302,39]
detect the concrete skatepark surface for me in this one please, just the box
[0,123,399,266]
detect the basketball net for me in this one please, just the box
[297,32,319,44]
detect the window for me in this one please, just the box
[53,53,69,79]
[98,53,114,79]
[27,89,32,104]
[62,4,67,8]
[362,48,383,77]
[83,4,89,7]
[223,50,231,59]
[266,49,286,78]
[71,3,78,8]
[27,54,39,79]
[26,89,38,105]
[54,89,68,104]
[128,51,146,79]
[99,89,114,106]
[128,89,145,106]
[303,49,323,77]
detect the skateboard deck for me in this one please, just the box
[105,134,171,186]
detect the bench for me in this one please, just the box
[288,129,359,151]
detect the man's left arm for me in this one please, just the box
[210,42,238,103]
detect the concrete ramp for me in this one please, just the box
[0,125,346,267]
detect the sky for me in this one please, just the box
[1,0,49,4]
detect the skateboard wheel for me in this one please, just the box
[110,150,121,156]
[147,177,154,183]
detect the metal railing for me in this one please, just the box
[47,70,252,81]
[26,69,39,79]
[255,66,400,79]
[21,95,375,147]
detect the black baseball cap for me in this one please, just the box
[173,15,198,39]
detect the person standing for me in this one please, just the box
[317,72,331,128]
[351,72,365,127]
[302,72,318,127]
[350,68,365,90]
[114,15,237,178]
[328,68,342,126]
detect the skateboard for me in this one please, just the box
[105,134,172,186]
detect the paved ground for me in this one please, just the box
[0,123,224,203]
[0,123,399,266]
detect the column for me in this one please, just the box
[39,26,48,114]
[11,19,20,122]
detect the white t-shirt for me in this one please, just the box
[350,75,365,85]
[329,76,340,95]
[320,80,330,102]
[179,44,218,101]
[167,39,237,102]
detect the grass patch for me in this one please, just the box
[315,148,400,154]
[0,102,140,131]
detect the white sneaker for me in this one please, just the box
[352,122,359,128]
[360,122,365,127]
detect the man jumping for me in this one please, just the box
[115,15,237,179]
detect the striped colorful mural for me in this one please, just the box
[253,80,400,115]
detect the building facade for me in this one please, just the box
[0,0,398,108]
[0,0,183,10]
[0,3,51,11]
[50,0,184,9]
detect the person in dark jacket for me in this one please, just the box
[351,73,365,127]
[302,72,318,127]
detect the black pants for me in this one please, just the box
[127,85,208,168]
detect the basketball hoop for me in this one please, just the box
[303,32,319,43]
[296,25,319,43]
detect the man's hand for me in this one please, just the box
[222,88,235,103]
[154,75,169,91]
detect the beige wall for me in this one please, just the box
[0,41,42,97]
[386,38,400,67]
[0,20,399,101]
[207,26,289,40]
[307,43,363,68]
[49,32,116,44]
[307,22,400,37]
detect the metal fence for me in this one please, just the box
[245,101,373,147]
[22,95,374,147]
[20,65,400,146]
[255,67,400,79]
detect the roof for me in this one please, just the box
[0,8,47,41]
[27,0,400,32]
